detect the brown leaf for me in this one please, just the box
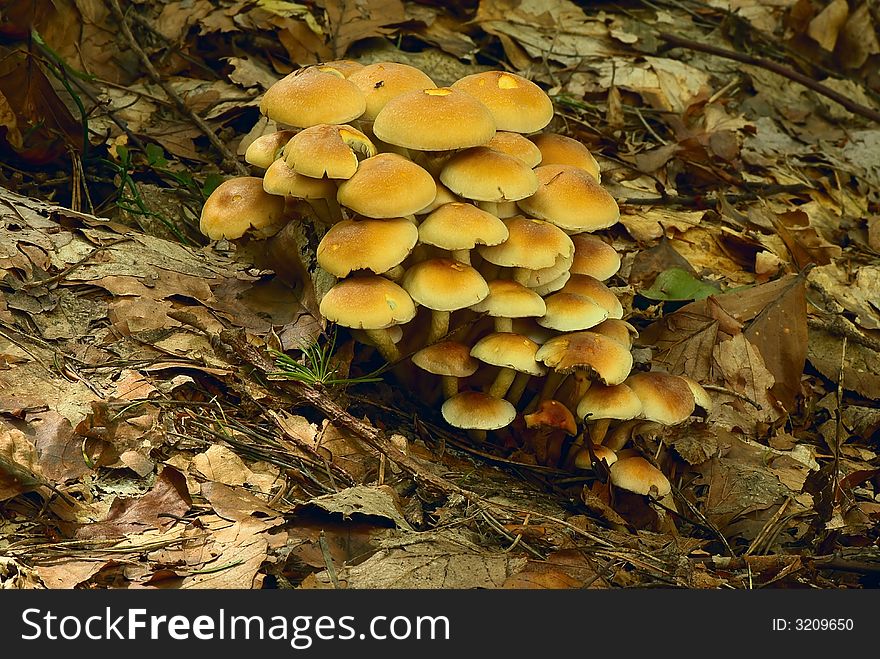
[0,48,84,163]
[200,482,282,523]
[0,427,44,501]
[807,328,880,400]
[714,333,780,423]
[742,272,808,412]
[638,311,719,381]
[770,209,842,269]
[324,0,407,57]
[76,466,192,539]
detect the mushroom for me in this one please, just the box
[319,276,416,363]
[603,372,697,451]
[609,456,671,498]
[517,164,619,233]
[412,340,479,400]
[570,234,621,281]
[591,318,638,349]
[559,274,624,320]
[283,124,376,179]
[470,332,546,399]
[470,279,546,333]
[262,158,342,223]
[571,443,618,470]
[348,62,437,123]
[451,71,554,134]
[523,400,577,466]
[372,87,496,151]
[529,132,601,181]
[316,217,418,278]
[244,130,297,169]
[401,258,489,344]
[442,391,517,442]
[260,65,366,128]
[199,176,287,241]
[537,292,608,332]
[477,216,574,281]
[439,147,539,218]
[418,202,509,265]
[337,153,436,219]
[532,330,634,408]
[576,383,643,445]
[485,131,543,167]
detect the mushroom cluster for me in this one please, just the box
[199,59,710,479]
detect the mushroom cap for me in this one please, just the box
[576,383,643,422]
[535,331,633,385]
[373,87,496,151]
[337,153,436,218]
[573,444,618,469]
[316,60,365,77]
[419,202,509,251]
[591,318,638,349]
[514,251,574,288]
[524,399,577,435]
[529,270,571,296]
[415,179,460,215]
[442,391,516,430]
[401,258,489,311]
[348,62,437,121]
[571,234,621,280]
[680,375,713,412]
[451,71,553,134]
[200,176,286,240]
[477,216,574,270]
[260,66,365,127]
[470,332,547,376]
[609,456,671,497]
[283,124,376,179]
[244,130,297,169]
[518,164,619,233]
[510,317,556,345]
[412,340,479,377]
[317,217,418,277]
[440,147,539,202]
[560,274,624,319]
[470,279,546,319]
[530,133,601,181]
[319,276,416,330]
[538,292,608,331]
[625,371,696,425]
[263,159,338,199]
[485,131,543,167]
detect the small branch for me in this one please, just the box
[620,184,810,208]
[107,0,248,175]
[807,315,880,353]
[658,32,880,125]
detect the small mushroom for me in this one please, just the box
[412,341,479,400]
[529,132,601,181]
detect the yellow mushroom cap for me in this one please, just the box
[536,331,633,385]
[283,124,376,179]
[319,276,416,330]
[348,62,437,121]
[401,258,489,311]
[419,202,509,251]
[317,217,418,277]
[451,71,553,134]
[442,391,516,430]
[373,87,496,151]
[260,66,365,127]
[530,133,601,181]
[609,456,671,497]
[337,153,436,218]
[477,216,574,270]
[518,164,619,233]
[199,176,286,240]
[571,234,621,281]
[412,341,479,378]
[625,371,696,425]
[470,332,547,376]
[440,147,539,203]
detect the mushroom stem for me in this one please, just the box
[306,199,334,225]
[506,371,531,407]
[477,200,518,218]
[494,317,513,333]
[324,196,345,223]
[589,418,611,445]
[524,370,565,413]
[441,375,459,400]
[451,249,471,265]
[511,269,531,286]
[603,419,638,451]
[468,429,487,443]
[427,310,451,344]
[488,367,517,399]
[363,328,401,363]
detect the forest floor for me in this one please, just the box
[0,0,879,589]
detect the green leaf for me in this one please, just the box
[639,267,721,301]
[202,173,224,198]
[145,143,167,167]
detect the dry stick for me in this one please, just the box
[658,32,880,125]
[107,0,249,175]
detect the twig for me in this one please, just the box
[701,384,763,410]
[106,0,248,175]
[807,315,880,353]
[620,184,809,208]
[658,32,880,124]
